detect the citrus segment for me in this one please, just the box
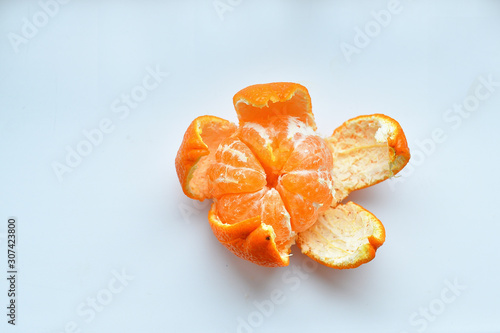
[208,137,267,198]
[260,188,293,245]
[296,202,385,269]
[278,132,334,207]
[234,84,317,179]
[274,130,335,233]
[208,203,290,267]
[175,116,237,200]
[215,188,266,225]
[238,122,290,182]
[237,115,319,180]
[276,182,322,233]
[280,132,333,173]
[279,170,333,205]
[326,114,410,202]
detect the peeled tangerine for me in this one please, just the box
[175,82,410,268]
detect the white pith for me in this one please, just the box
[298,202,380,266]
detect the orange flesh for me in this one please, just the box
[209,117,334,235]
[176,84,410,268]
[189,121,237,197]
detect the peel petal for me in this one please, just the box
[208,203,290,267]
[296,202,385,269]
[326,114,410,202]
[233,82,316,129]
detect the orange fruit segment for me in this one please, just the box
[175,116,237,201]
[208,137,267,198]
[260,188,293,246]
[326,114,410,202]
[235,83,317,179]
[276,134,335,232]
[296,202,385,269]
[213,188,267,225]
[276,171,332,233]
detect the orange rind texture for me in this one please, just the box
[233,82,316,129]
[296,202,385,269]
[175,82,410,268]
[208,204,290,267]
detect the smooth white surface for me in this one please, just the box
[1,1,500,332]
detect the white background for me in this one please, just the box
[1,1,500,332]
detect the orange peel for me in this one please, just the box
[175,82,410,268]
